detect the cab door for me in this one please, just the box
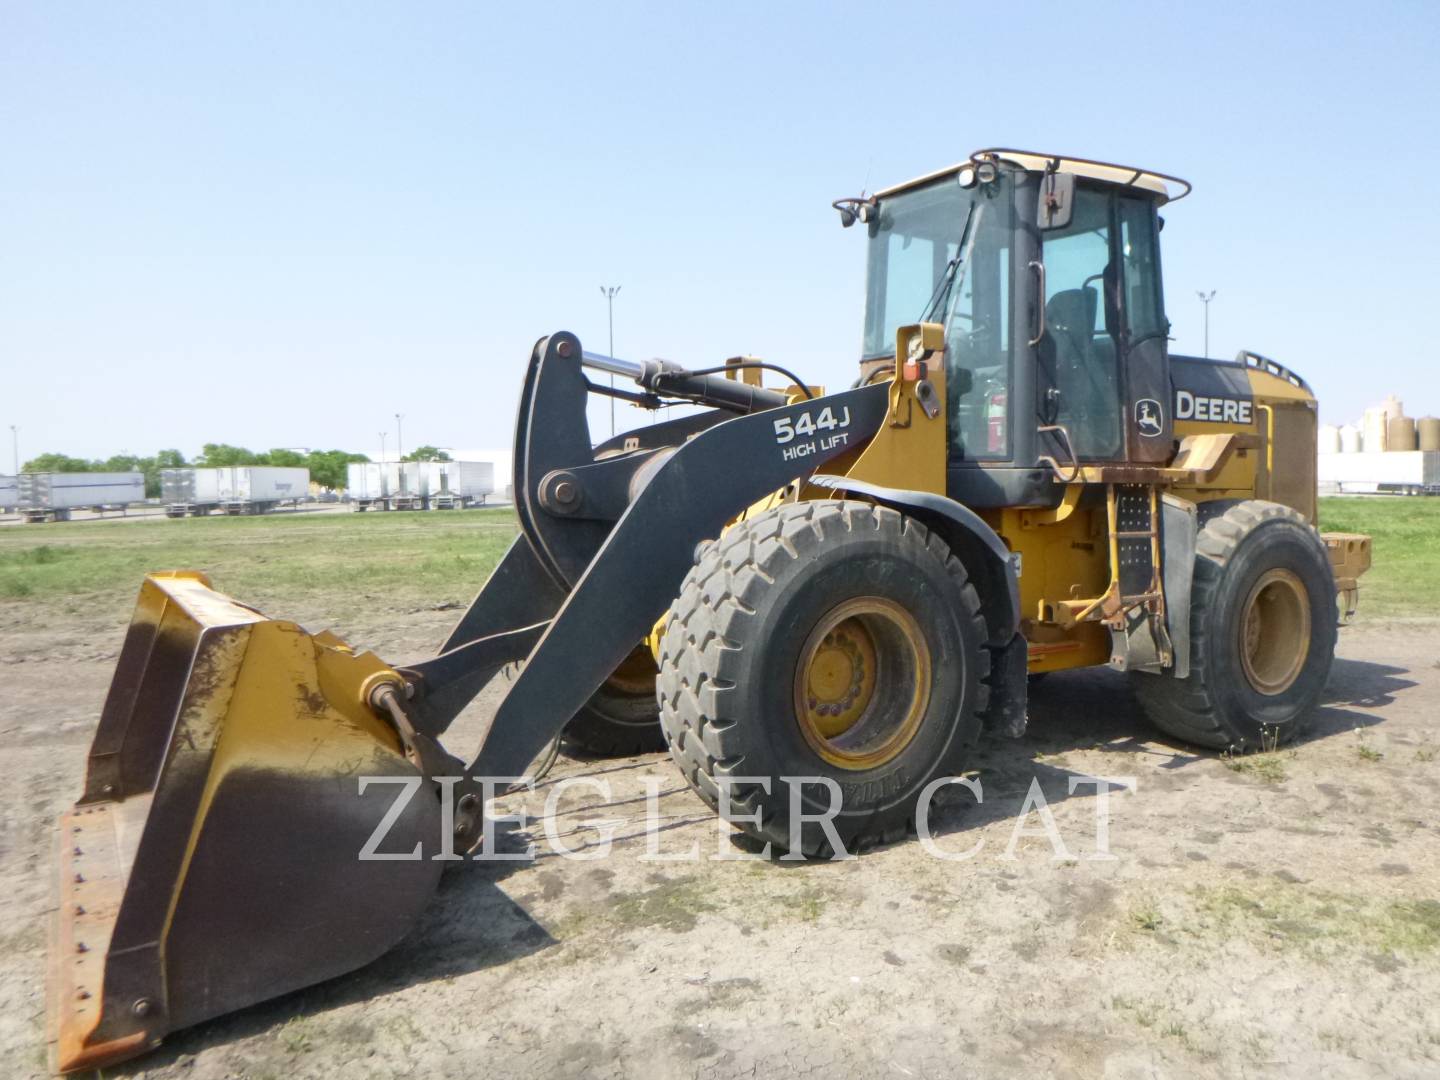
[1115,193,1172,464]
[1037,184,1172,464]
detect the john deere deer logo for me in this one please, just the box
[1135,398,1163,437]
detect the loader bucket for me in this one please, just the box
[50,572,443,1073]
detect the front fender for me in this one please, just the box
[807,474,1020,647]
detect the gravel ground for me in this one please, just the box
[1,597,1437,1079]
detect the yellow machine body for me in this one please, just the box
[48,150,1375,1074]
[716,329,1369,678]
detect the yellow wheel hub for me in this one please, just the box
[794,597,931,771]
[803,618,879,738]
[1239,568,1311,696]
[605,646,659,697]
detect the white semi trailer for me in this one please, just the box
[387,462,427,511]
[1318,451,1440,495]
[344,462,420,511]
[162,468,223,517]
[424,461,494,509]
[163,467,309,516]
[347,460,494,510]
[19,472,146,522]
[215,467,309,514]
[346,462,389,511]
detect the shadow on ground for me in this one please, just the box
[114,860,552,1074]
[924,655,1417,843]
[118,655,1418,1070]
[1017,654,1415,760]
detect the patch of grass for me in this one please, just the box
[1319,496,1440,617]
[556,870,834,942]
[1382,899,1440,954]
[748,875,835,930]
[16,543,67,564]
[1111,994,1161,1029]
[1,576,32,597]
[1416,747,1437,764]
[1319,1031,1355,1057]
[1131,904,1164,932]
[676,977,760,1017]
[1161,1020,1191,1044]
[793,884,828,923]
[278,1016,315,1054]
[1111,995,1211,1056]
[1355,729,1384,763]
[602,875,720,934]
[0,507,518,614]
[1220,749,1292,782]
[1194,884,1440,957]
[1220,727,1293,782]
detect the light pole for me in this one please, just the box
[1196,290,1216,358]
[600,285,621,437]
[379,432,387,462]
[395,413,404,462]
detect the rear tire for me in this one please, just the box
[501,654,665,757]
[1135,500,1336,751]
[562,652,665,756]
[658,500,991,857]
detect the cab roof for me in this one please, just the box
[875,148,1192,205]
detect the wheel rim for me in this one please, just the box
[604,646,659,699]
[1239,568,1311,696]
[793,597,931,771]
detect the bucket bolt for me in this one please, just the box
[368,681,421,762]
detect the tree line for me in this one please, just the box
[19,445,453,497]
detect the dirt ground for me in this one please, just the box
[2,592,1437,1079]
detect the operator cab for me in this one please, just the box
[843,149,1191,507]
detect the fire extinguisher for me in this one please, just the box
[987,390,1007,453]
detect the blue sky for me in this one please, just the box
[2,1,1437,467]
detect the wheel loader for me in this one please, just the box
[49,148,1373,1071]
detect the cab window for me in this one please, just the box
[1039,187,1122,459]
[1118,195,1165,343]
[942,185,1015,460]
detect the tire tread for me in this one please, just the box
[658,500,994,855]
[1135,499,1331,750]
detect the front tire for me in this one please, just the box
[657,500,991,857]
[1135,500,1337,750]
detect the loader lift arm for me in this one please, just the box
[401,333,806,739]
[398,333,891,846]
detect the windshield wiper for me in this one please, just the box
[917,202,983,325]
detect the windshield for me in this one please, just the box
[860,170,1017,458]
[863,175,1014,359]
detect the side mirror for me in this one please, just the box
[1037,172,1075,230]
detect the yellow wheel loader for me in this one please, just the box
[49,148,1372,1071]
